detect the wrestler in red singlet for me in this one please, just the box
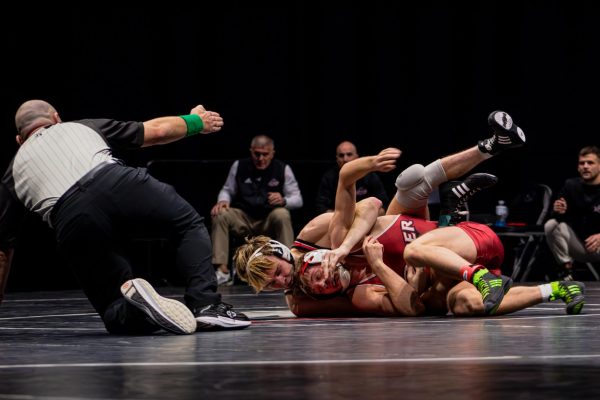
[296,217,505,295]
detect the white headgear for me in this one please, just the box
[300,249,350,292]
[248,239,294,264]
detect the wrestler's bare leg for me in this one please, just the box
[447,282,543,316]
[403,226,477,278]
[387,106,529,219]
[387,146,487,217]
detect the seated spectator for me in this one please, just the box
[544,145,600,280]
[210,135,303,285]
[315,140,388,215]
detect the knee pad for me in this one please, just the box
[395,164,425,190]
[394,160,447,209]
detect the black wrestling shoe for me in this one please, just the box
[120,278,197,334]
[194,302,251,330]
[478,110,526,155]
[438,173,498,226]
[472,269,512,315]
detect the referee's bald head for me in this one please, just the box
[15,100,58,140]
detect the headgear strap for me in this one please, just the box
[248,240,294,264]
[300,249,329,276]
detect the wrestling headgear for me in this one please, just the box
[300,249,351,291]
[248,239,294,264]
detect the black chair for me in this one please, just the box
[493,183,552,282]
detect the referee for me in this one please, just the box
[0,100,250,334]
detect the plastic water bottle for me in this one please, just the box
[495,200,508,227]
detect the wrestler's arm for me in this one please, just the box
[324,197,382,267]
[356,236,425,316]
[348,284,422,317]
[350,281,425,317]
[285,291,366,317]
[296,212,333,245]
[325,149,401,270]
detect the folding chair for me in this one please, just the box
[585,262,600,281]
[494,184,552,282]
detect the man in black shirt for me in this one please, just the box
[545,145,600,280]
[315,141,388,215]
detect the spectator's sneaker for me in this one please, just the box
[478,110,526,155]
[194,302,251,330]
[216,269,231,286]
[221,268,237,287]
[221,277,235,287]
[472,269,512,315]
[120,278,197,334]
[438,173,498,226]
[549,281,585,315]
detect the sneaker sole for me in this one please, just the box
[566,296,585,315]
[490,111,513,130]
[196,315,252,330]
[121,279,197,335]
[488,111,526,146]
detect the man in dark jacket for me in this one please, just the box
[210,135,303,284]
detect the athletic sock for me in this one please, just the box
[539,283,554,302]
[460,264,485,282]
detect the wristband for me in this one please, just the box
[179,114,204,136]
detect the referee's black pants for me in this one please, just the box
[52,164,220,334]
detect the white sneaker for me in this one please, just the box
[216,270,230,285]
[120,278,196,334]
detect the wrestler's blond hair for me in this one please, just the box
[233,235,277,293]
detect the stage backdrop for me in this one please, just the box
[1,2,598,289]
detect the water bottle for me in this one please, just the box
[495,200,509,227]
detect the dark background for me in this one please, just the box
[1,1,598,289]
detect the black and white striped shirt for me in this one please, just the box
[0,119,144,246]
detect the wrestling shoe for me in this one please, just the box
[472,269,512,315]
[120,278,197,334]
[478,110,526,155]
[438,173,498,226]
[194,302,251,330]
[549,281,585,315]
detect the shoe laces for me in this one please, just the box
[474,272,503,300]
[475,279,491,299]
[197,302,233,313]
[449,183,480,212]
[557,282,582,303]
[213,302,233,311]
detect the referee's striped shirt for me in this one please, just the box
[0,119,144,244]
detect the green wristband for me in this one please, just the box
[179,114,204,137]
